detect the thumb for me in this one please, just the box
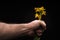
[27,20,46,30]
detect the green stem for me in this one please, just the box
[34,35,40,40]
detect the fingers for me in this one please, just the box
[27,30,43,36]
[36,29,42,36]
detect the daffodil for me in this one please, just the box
[34,6,46,20]
[34,6,46,40]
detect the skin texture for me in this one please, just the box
[0,20,46,40]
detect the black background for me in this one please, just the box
[0,0,56,40]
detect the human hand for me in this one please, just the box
[26,20,46,36]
